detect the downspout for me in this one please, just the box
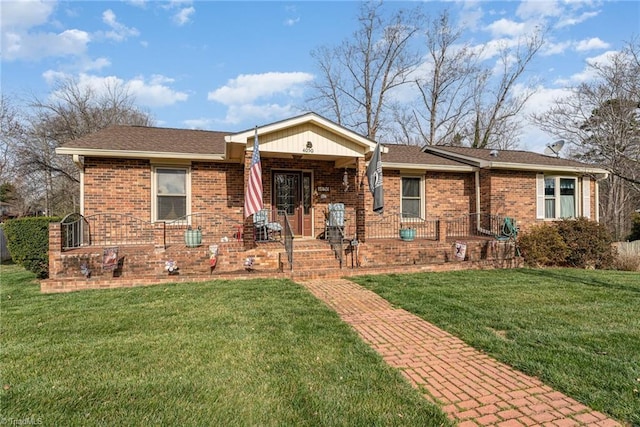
[595,178,600,223]
[475,170,481,232]
[73,155,84,215]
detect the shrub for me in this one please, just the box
[614,253,640,271]
[3,216,61,278]
[555,217,614,269]
[518,223,570,267]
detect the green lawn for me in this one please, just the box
[0,264,451,426]
[351,268,640,425]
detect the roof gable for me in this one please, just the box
[226,112,379,152]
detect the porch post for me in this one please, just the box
[48,222,63,278]
[355,157,366,242]
[438,219,447,242]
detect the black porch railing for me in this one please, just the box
[445,213,517,239]
[61,213,155,249]
[363,209,439,240]
[277,210,294,271]
[165,213,243,246]
[60,212,243,250]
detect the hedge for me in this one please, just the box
[3,216,61,279]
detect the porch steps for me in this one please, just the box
[277,239,343,274]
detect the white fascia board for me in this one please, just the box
[381,162,477,172]
[56,147,225,161]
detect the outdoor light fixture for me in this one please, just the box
[342,168,350,192]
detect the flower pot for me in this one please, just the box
[399,228,416,241]
[185,229,202,247]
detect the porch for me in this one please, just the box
[43,211,521,293]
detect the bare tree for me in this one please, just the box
[466,30,545,149]
[532,39,640,239]
[412,10,479,146]
[14,77,154,215]
[0,95,25,183]
[308,1,423,140]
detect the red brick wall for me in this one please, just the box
[84,158,151,219]
[426,172,475,217]
[83,158,590,237]
[84,158,247,222]
[191,162,244,220]
[362,170,476,225]
[482,170,538,231]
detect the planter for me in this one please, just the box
[185,229,202,247]
[399,228,416,241]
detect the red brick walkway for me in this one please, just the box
[299,278,621,427]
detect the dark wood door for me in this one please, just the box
[273,171,312,236]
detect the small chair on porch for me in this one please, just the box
[253,209,282,241]
[325,203,346,241]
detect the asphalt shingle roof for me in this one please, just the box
[60,125,228,155]
[428,145,591,168]
[59,125,603,172]
[381,144,470,167]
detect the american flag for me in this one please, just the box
[244,128,263,218]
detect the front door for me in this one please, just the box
[273,171,312,236]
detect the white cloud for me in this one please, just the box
[520,85,573,152]
[555,50,617,85]
[126,0,147,8]
[2,28,91,61]
[80,57,111,72]
[173,7,195,26]
[183,118,215,129]
[556,11,599,29]
[0,0,56,30]
[543,40,572,56]
[207,72,313,125]
[102,9,139,41]
[485,18,527,37]
[516,0,562,20]
[127,75,189,107]
[284,17,300,26]
[222,104,298,126]
[575,37,609,52]
[207,72,314,105]
[459,1,484,31]
[42,71,188,108]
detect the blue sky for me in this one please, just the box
[1,0,639,153]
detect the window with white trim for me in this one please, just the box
[542,176,576,219]
[153,167,189,221]
[401,176,423,219]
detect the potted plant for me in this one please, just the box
[399,226,416,241]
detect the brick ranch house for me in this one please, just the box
[44,112,608,292]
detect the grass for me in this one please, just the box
[351,268,640,425]
[0,264,452,426]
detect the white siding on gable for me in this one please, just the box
[582,176,591,219]
[259,123,366,157]
[536,173,545,219]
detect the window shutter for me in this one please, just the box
[536,173,545,219]
[582,176,591,219]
